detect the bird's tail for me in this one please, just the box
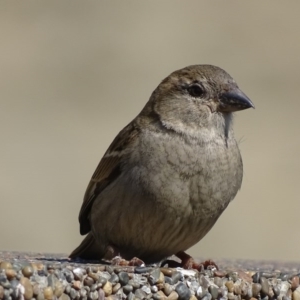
[69,233,104,260]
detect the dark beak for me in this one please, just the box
[219,88,254,112]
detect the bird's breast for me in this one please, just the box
[134,129,243,218]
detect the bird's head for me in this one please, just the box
[143,65,254,136]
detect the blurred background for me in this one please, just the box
[1,1,299,262]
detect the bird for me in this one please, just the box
[70,64,254,267]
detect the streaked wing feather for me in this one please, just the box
[78,122,139,235]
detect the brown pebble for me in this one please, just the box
[252,283,261,297]
[37,292,44,300]
[33,283,40,296]
[0,262,12,270]
[72,281,81,291]
[44,287,53,300]
[98,288,105,300]
[260,277,270,296]
[293,287,300,300]
[249,298,257,300]
[225,281,234,293]
[233,281,242,295]
[32,263,44,271]
[156,290,167,300]
[22,265,34,278]
[167,291,179,300]
[112,283,121,294]
[291,276,300,291]
[157,283,165,290]
[160,268,174,277]
[246,271,256,278]
[0,286,4,299]
[238,270,253,283]
[54,281,64,297]
[97,265,106,272]
[84,276,94,287]
[20,277,33,300]
[214,277,223,288]
[103,281,112,296]
[214,270,226,278]
[88,272,99,282]
[189,295,197,300]
[164,283,174,296]
[240,281,249,297]
[158,272,165,284]
[5,268,16,280]
[59,293,70,300]
[106,296,120,300]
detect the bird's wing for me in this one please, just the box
[78,121,140,235]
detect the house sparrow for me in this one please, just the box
[70,65,254,267]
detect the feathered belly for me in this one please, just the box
[91,137,242,263]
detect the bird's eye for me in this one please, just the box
[187,84,204,98]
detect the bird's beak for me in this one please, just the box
[219,88,255,112]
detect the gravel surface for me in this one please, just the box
[0,251,300,300]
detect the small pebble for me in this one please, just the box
[167,290,179,300]
[172,272,182,285]
[252,272,261,283]
[72,268,85,281]
[175,283,191,300]
[0,262,12,270]
[54,281,64,297]
[43,287,53,300]
[260,277,270,296]
[112,283,121,294]
[105,266,114,274]
[135,288,147,299]
[233,280,242,295]
[119,272,129,285]
[252,283,262,297]
[291,276,300,290]
[165,276,173,285]
[153,290,167,300]
[214,277,223,288]
[209,285,219,300]
[225,281,234,293]
[22,266,33,278]
[5,269,16,280]
[293,287,300,300]
[88,272,98,282]
[123,284,133,294]
[102,281,112,296]
[214,270,226,278]
[99,276,108,286]
[59,293,70,300]
[161,268,174,277]
[84,276,94,287]
[149,268,161,285]
[164,283,174,296]
[72,280,81,290]
[109,273,119,284]
[135,267,152,274]
[20,277,33,300]
[128,279,140,289]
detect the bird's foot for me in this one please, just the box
[176,251,218,271]
[110,256,145,267]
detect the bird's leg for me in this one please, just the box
[176,251,218,271]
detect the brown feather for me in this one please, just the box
[78,122,140,235]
